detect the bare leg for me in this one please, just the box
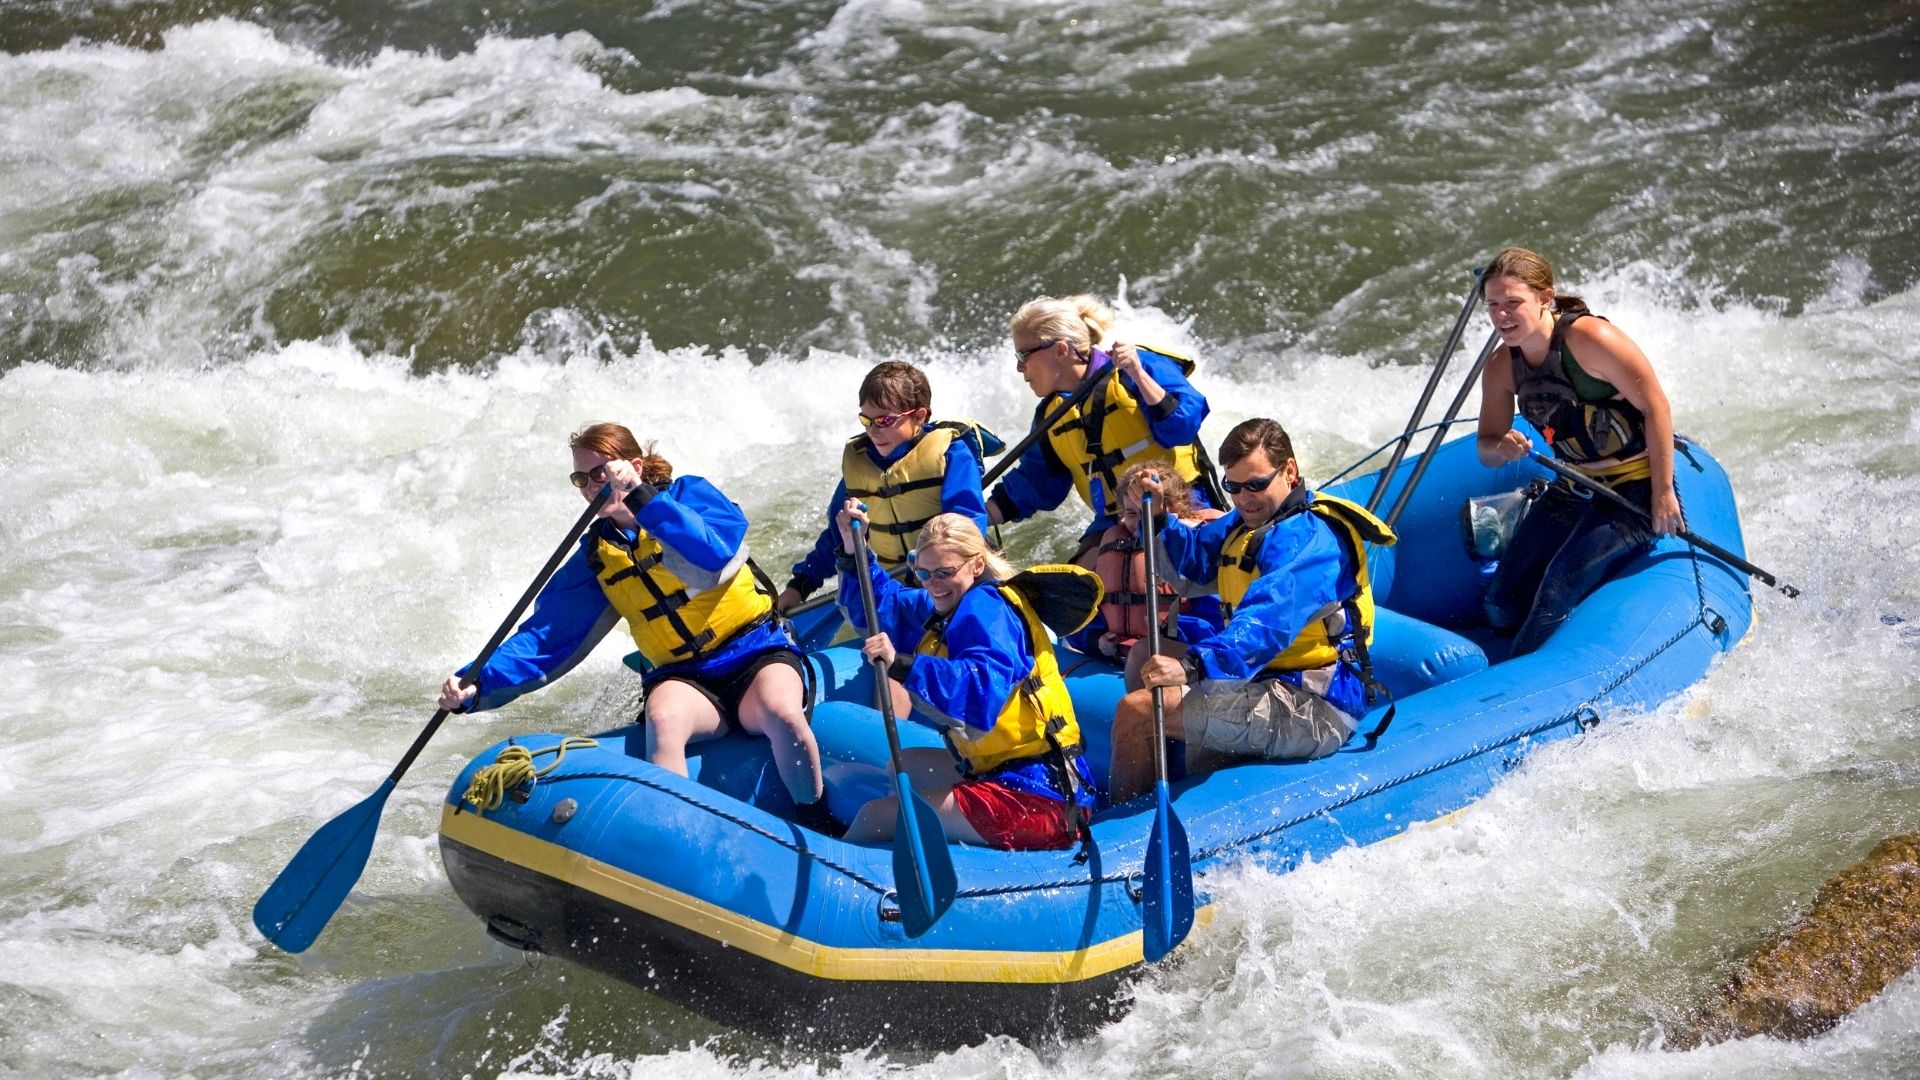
[844,747,987,846]
[1107,681,1191,805]
[1124,637,1188,692]
[885,676,912,721]
[643,681,730,777]
[735,662,824,804]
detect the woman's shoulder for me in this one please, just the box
[955,580,1022,625]
[1561,310,1627,350]
[1561,313,1648,375]
[1133,344,1198,380]
[663,473,728,500]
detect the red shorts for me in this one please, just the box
[949,778,1076,851]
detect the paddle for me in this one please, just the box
[1138,492,1195,961]
[848,519,957,937]
[1527,451,1801,598]
[253,487,612,953]
[1383,330,1502,529]
[1367,268,1489,513]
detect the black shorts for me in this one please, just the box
[645,648,807,731]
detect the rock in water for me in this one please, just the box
[1680,832,1920,1047]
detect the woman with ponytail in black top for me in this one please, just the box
[1475,246,1683,657]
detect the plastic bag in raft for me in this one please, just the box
[1461,483,1543,561]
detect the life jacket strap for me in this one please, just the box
[1041,717,1093,857]
[847,475,945,500]
[600,550,664,587]
[667,627,717,658]
[871,515,932,537]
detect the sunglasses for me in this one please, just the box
[1222,469,1283,495]
[569,464,611,489]
[857,410,917,430]
[1014,339,1058,366]
[913,564,966,583]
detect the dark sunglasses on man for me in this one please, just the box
[1222,469,1283,495]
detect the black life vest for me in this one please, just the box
[1512,311,1647,464]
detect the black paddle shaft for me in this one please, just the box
[979,363,1104,490]
[1383,330,1501,529]
[849,523,911,769]
[1140,493,1171,775]
[389,488,611,781]
[1368,268,1489,513]
[1528,452,1800,598]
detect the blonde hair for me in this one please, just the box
[1009,293,1117,359]
[1118,459,1199,517]
[568,422,674,485]
[916,513,1015,582]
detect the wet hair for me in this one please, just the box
[568,422,674,485]
[916,513,1016,582]
[1218,417,1295,471]
[1009,293,1116,359]
[1118,459,1199,517]
[858,360,932,414]
[1484,246,1591,317]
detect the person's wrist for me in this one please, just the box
[622,482,657,513]
[1180,653,1204,685]
[886,653,915,683]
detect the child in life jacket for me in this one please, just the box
[779,361,999,610]
[1089,461,1224,685]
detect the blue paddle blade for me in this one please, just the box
[251,778,396,953]
[892,777,958,938]
[1142,779,1194,962]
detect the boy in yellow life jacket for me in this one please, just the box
[778,361,998,610]
[1107,418,1396,804]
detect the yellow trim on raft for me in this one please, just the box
[440,806,1211,984]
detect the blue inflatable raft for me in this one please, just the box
[437,428,1755,1046]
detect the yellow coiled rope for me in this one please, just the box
[462,736,599,811]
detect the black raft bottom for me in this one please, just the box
[440,835,1137,1050]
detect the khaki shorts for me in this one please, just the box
[1183,665,1356,761]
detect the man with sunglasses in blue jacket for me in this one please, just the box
[1106,418,1396,803]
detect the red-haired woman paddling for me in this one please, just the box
[438,423,831,830]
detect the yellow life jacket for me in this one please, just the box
[1217,491,1396,673]
[842,420,1001,571]
[588,529,774,671]
[915,565,1098,776]
[1041,347,1205,518]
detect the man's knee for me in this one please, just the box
[1185,679,1352,762]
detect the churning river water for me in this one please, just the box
[2,1,1918,1076]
